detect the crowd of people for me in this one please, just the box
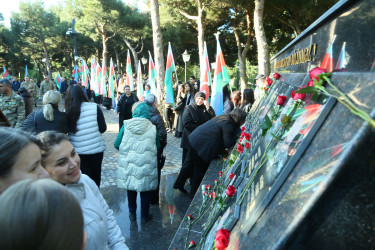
[0,70,258,249]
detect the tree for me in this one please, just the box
[254,0,270,76]
[150,0,165,98]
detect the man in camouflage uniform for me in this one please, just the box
[40,77,56,97]
[21,76,39,107]
[0,79,25,128]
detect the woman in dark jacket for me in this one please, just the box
[173,92,214,193]
[187,108,247,197]
[20,90,69,134]
[173,83,186,138]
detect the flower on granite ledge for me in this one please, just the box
[241,126,246,131]
[291,87,306,101]
[229,173,235,180]
[245,142,250,149]
[215,229,230,250]
[273,72,281,80]
[265,76,273,86]
[226,185,236,197]
[237,144,244,154]
[188,240,196,248]
[205,185,211,191]
[218,171,223,177]
[276,95,287,106]
[187,214,193,220]
[309,67,327,81]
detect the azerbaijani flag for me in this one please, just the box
[148,51,157,97]
[101,59,107,96]
[108,58,115,98]
[136,60,144,101]
[81,59,89,88]
[25,65,29,77]
[94,62,102,95]
[90,59,96,91]
[164,42,177,104]
[321,36,336,73]
[200,41,211,100]
[55,73,62,90]
[3,67,11,80]
[126,50,134,91]
[211,37,230,115]
[72,64,80,82]
[335,42,347,70]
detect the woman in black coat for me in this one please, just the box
[173,92,214,193]
[186,108,247,197]
[173,83,186,138]
[20,90,69,134]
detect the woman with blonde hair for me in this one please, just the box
[20,90,69,134]
[0,179,86,250]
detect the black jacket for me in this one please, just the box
[180,103,213,149]
[118,93,138,128]
[20,106,69,134]
[148,105,167,149]
[188,118,238,163]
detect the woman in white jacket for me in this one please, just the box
[38,131,129,250]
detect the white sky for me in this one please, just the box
[1,0,146,27]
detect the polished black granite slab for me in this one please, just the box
[102,172,192,250]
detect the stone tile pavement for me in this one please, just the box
[100,107,182,189]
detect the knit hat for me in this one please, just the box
[194,92,206,100]
[132,101,151,120]
[144,94,156,105]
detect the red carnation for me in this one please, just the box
[219,171,223,177]
[273,72,281,80]
[276,95,287,106]
[239,137,243,142]
[245,142,250,149]
[241,126,246,131]
[187,214,193,220]
[264,87,269,91]
[215,229,230,241]
[214,179,218,183]
[244,133,251,141]
[291,87,306,101]
[237,144,244,154]
[240,131,245,137]
[188,240,195,248]
[226,185,236,197]
[229,173,235,180]
[215,229,231,250]
[307,80,315,87]
[205,185,211,190]
[309,67,327,81]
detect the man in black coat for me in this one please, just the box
[117,85,138,129]
[187,109,247,197]
[60,77,68,96]
[144,94,168,204]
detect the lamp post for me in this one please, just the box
[141,56,147,73]
[66,19,78,68]
[182,50,190,83]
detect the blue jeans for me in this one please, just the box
[127,190,151,218]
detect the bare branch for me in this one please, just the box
[202,0,215,12]
[136,38,144,54]
[178,7,198,20]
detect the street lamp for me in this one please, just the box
[141,56,147,73]
[67,19,78,68]
[182,50,190,83]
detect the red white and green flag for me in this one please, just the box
[321,35,336,73]
[211,37,230,115]
[126,50,134,91]
[55,73,62,90]
[164,42,177,104]
[108,58,115,98]
[136,60,144,101]
[200,41,211,100]
[25,65,29,78]
[148,51,157,97]
[101,59,107,96]
[90,59,96,90]
[81,59,89,88]
[3,66,11,80]
[72,64,80,82]
[94,62,102,95]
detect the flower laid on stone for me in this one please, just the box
[264,87,269,91]
[245,142,250,149]
[265,76,273,86]
[187,214,193,220]
[237,143,244,154]
[276,95,287,106]
[239,137,243,142]
[273,72,281,80]
[291,87,307,101]
[215,229,230,250]
[229,173,235,180]
[188,240,196,248]
[307,80,315,86]
[205,185,211,191]
[309,67,327,81]
[218,171,223,177]
[226,185,236,197]
[241,126,246,131]
[214,179,218,183]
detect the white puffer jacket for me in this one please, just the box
[69,102,106,154]
[66,174,129,250]
[117,117,158,192]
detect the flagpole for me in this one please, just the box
[215,32,233,99]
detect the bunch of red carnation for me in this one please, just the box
[215,229,231,250]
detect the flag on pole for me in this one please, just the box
[90,59,96,90]
[72,64,80,82]
[164,42,177,104]
[136,60,144,101]
[81,59,89,88]
[126,50,134,91]
[108,58,115,98]
[3,67,11,80]
[25,65,29,78]
[101,59,107,96]
[94,62,102,95]
[335,42,346,70]
[55,73,62,90]
[321,36,336,73]
[148,51,158,97]
[211,36,230,116]
[200,41,211,100]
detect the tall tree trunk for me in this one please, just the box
[42,40,52,81]
[254,0,270,76]
[114,47,122,75]
[123,38,139,72]
[197,0,204,79]
[102,33,108,71]
[150,0,165,101]
[33,59,43,80]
